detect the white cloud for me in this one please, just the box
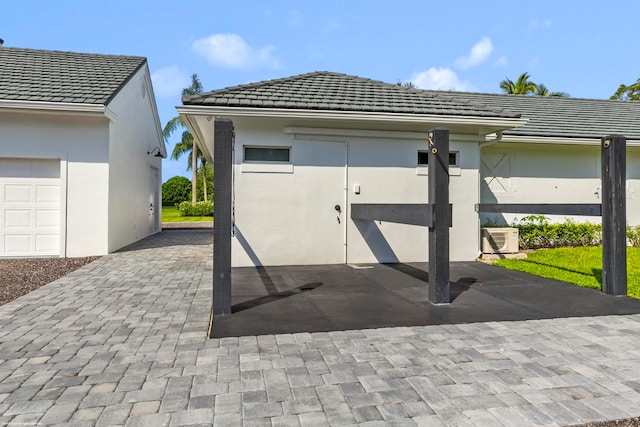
[192,33,279,69]
[455,36,494,69]
[410,67,474,91]
[150,66,189,97]
[495,56,508,66]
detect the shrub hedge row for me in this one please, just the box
[487,215,640,250]
[178,201,213,217]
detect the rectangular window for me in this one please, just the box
[244,146,290,163]
[418,150,458,166]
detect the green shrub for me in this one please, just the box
[162,176,192,206]
[178,201,213,217]
[628,225,640,247]
[509,215,602,250]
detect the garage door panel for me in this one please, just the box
[35,234,59,254]
[35,210,59,228]
[4,234,31,254]
[36,185,60,203]
[4,184,31,203]
[4,210,31,228]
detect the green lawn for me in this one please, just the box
[161,205,213,222]
[493,246,640,298]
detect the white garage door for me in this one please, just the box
[0,158,61,257]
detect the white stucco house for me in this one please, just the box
[177,71,640,266]
[0,47,165,258]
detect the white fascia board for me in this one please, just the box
[176,105,528,129]
[284,126,427,140]
[140,65,166,153]
[284,126,482,142]
[499,134,640,147]
[0,99,106,115]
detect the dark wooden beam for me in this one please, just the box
[351,203,428,227]
[428,128,450,305]
[476,203,602,216]
[601,134,627,296]
[213,119,233,316]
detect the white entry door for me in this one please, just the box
[292,139,347,264]
[0,158,61,257]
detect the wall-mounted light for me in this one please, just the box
[147,147,166,158]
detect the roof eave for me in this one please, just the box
[176,105,527,129]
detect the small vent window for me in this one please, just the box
[244,146,291,163]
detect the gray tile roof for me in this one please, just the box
[438,91,640,140]
[183,71,521,119]
[184,71,640,141]
[0,47,146,105]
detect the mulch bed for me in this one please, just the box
[0,257,99,305]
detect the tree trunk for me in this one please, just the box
[202,159,208,202]
[191,141,198,204]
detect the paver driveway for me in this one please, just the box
[2,229,640,426]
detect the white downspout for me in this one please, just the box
[343,140,349,263]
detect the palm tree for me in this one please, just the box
[535,84,568,97]
[163,74,204,204]
[396,81,416,89]
[499,72,537,95]
[610,78,640,100]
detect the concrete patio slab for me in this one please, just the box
[212,262,640,338]
[2,229,640,426]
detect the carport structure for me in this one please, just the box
[178,72,630,332]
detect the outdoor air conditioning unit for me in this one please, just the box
[481,227,519,254]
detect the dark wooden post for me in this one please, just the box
[428,128,450,304]
[601,134,627,296]
[213,119,233,316]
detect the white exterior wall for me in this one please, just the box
[0,111,110,256]
[230,118,482,266]
[346,136,480,263]
[480,143,640,226]
[106,66,163,252]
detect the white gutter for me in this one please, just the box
[176,105,528,129]
[500,134,640,147]
[0,99,106,115]
[480,131,503,147]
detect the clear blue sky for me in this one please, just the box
[4,0,638,182]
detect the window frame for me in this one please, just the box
[416,150,461,176]
[243,146,292,163]
[241,145,294,174]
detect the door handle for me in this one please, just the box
[335,205,341,213]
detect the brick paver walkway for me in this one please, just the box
[1,230,640,426]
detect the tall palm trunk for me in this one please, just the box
[202,158,208,202]
[191,140,198,204]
